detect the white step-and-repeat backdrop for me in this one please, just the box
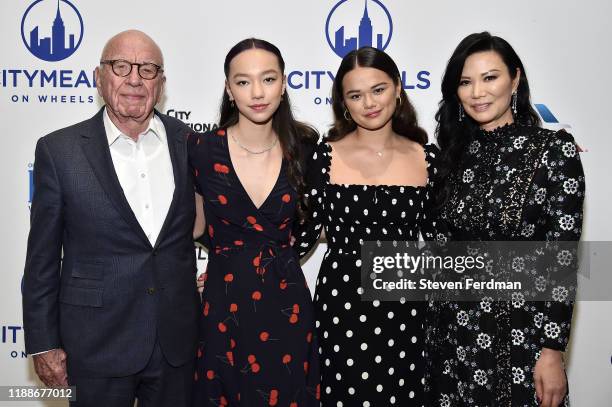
[0,0,610,405]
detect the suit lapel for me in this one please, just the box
[154,112,188,249]
[79,107,152,247]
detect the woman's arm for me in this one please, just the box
[193,193,206,240]
[293,142,326,259]
[535,130,585,407]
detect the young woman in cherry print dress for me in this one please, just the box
[294,47,443,407]
[189,38,320,407]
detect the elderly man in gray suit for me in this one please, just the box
[23,30,199,407]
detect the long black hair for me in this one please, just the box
[328,46,427,144]
[219,38,318,221]
[436,32,541,186]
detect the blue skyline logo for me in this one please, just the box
[326,0,393,58]
[21,0,84,62]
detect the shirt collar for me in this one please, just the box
[103,107,165,146]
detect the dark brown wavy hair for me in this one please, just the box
[328,47,427,144]
[218,38,318,221]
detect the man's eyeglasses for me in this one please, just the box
[100,59,163,80]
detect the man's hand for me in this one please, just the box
[33,349,68,387]
[534,348,567,407]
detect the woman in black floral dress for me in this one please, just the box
[294,47,442,406]
[428,32,585,407]
[189,38,320,406]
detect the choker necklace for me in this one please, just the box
[231,132,278,155]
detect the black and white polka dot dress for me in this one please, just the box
[294,139,442,406]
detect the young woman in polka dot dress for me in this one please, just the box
[190,38,320,406]
[294,47,443,406]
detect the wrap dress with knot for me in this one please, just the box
[188,129,320,407]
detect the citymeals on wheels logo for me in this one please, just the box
[326,0,392,58]
[1,0,95,104]
[21,0,84,62]
[288,0,430,106]
[1,324,26,360]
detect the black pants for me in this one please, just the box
[68,340,194,407]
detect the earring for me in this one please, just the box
[458,104,464,122]
[343,109,352,121]
[511,91,518,114]
[396,94,402,107]
[230,99,235,108]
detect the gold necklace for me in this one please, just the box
[231,132,278,155]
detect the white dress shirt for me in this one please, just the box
[103,108,175,246]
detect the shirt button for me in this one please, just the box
[145,204,150,209]
[140,173,146,179]
[146,287,156,295]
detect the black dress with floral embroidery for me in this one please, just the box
[188,129,320,407]
[428,124,585,407]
